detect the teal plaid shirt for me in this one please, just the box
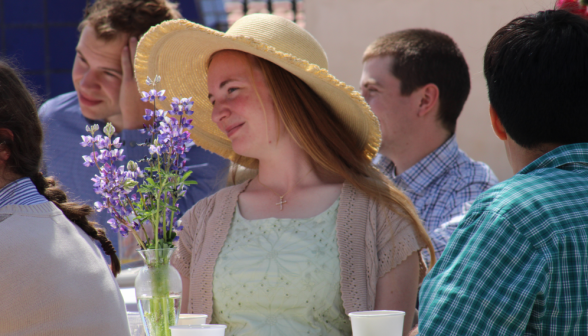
[418,143,588,335]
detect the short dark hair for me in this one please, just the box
[79,0,182,41]
[484,10,588,148]
[363,29,470,133]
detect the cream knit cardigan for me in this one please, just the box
[0,202,130,336]
[172,181,427,322]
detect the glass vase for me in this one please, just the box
[135,248,182,336]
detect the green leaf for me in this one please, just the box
[182,171,193,180]
[165,204,180,212]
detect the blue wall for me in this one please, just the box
[0,0,214,101]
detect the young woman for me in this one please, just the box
[136,14,435,336]
[0,60,130,335]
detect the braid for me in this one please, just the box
[30,172,121,276]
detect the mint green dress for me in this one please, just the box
[211,199,352,335]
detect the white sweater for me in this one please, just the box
[0,202,130,336]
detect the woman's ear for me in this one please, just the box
[0,128,14,161]
[489,105,507,141]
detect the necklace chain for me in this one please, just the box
[257,169,312,211]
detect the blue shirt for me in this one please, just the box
[418,143,588,335]
[374,135,498,262]
[0,178,47,208]
[39,92,229,255]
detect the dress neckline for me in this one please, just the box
[235,197,340,222]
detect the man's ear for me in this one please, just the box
[416,83,440,117]
[489,105,507,140]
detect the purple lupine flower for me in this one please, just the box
[82,155,95,167]
[141,89,156,103]
[82,79,194,248]
[112,138,122,149]
[157,90,166,101]
[107,218,117,229]
[143,109,154,121]
[80,135,94,147]
[95,135,110,150]
[149,144,162,156]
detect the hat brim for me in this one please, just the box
[134,19,381,169]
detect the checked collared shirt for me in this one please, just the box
[374,135,497,262]
[418,143,588,335]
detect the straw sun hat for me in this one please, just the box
[134,14,381,168]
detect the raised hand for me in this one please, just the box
[119,36,153,130]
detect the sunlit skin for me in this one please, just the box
[208,51,285,160]
[73,26,126,125]
[361,55,417,155]
[72,26,150,132]
[360,55,448,175]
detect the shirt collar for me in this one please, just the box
[377,135,459,196]
[0,177,46,208]
[518,143,588,175]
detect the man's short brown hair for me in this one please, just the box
[363,29,470,133]
[79,0,182,41]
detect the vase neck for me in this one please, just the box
[138,248,175,267]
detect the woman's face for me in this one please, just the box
[208,51,281,159]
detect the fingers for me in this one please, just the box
[129,36,138,60]
[121,37,138,79]
[121,45,132,80]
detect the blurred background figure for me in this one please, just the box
[35,0,229,265]
[0,59,130,336]
[361,30,498,263]
[0,0,228,99]
[417,8,588,335]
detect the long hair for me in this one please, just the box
[0,60,121,276]
[231,54,436,266]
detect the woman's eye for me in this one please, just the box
[227,87,238,94]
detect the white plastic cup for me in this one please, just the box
[177,314,208,326]
[169,324,227,336]
[348,310,405,336]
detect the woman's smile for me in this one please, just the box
[225,122,245,138]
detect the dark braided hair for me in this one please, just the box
[0,59,121,276]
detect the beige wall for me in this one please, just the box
[305,0,556,181]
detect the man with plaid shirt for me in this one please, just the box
[416,9,588,335]
[361,30,498,263]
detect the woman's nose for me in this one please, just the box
[211,103,229,125]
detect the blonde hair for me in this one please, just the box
[226,53,435,266]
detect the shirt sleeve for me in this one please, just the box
[417,210,547,336]
[424,181,495,263]
[377,207,427,278]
